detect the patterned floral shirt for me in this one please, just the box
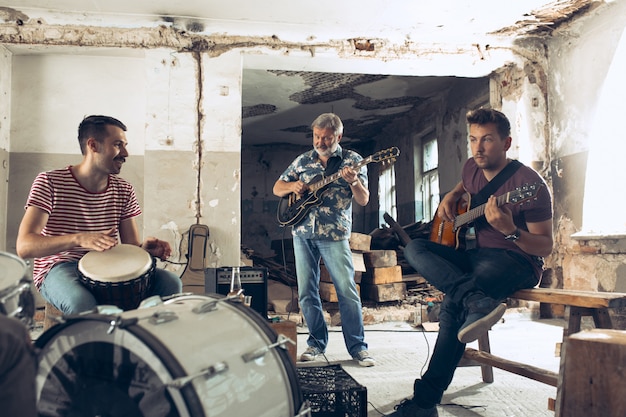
[279,145,368,240]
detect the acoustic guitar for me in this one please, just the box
[429,182,543,250]
[276,147,400,227]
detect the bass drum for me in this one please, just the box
[35,294,307,417]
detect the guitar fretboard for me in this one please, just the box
[453,192,511,230]
[309,156,373,192]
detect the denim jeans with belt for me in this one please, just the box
[40,261,182,314]
[403,238,538,407]
[293,235,367,356]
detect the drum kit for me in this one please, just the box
[0,248,312,417]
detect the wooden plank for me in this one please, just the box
[362,265,403,284]
[512,288,626,308]
[349,232,371,251]
[320,265,361,284]
[463,348,558,387]
[362,282,406,302]
[363,250,397,268]
[319,282,360,302]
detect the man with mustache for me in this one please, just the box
[273,113,374,366]
[390,108,553,416]
[17,115,181,314]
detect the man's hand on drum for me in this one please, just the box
[80,228,118,252]
[141,238,172,261]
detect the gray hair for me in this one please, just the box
[311,113,344,136]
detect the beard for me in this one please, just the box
[314,142,338,158]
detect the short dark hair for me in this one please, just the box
[77,115,127,155]
[466,108,511,139]
[311,113,344,136]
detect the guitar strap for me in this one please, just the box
[323,149,347,177]
[470,160,523,209]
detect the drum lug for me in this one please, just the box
[166,361,229,388]
[139,295,165,309]
[241,334,296,363]
[96,305,124,315]
[192,299,219,314]
[149,310,179,325]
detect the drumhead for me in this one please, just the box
[0,251,27,290]
[36,316,203,417]
[36,295,303,417]
[78,244,153,283]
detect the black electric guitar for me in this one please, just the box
[429,182,543,250]
[277,147,400,227]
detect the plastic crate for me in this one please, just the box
[297,364,367,417]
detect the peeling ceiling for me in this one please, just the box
[2,0,598,146]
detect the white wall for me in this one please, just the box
[11,53,146,154]
[7,50,245,269]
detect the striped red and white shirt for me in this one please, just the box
[25,167,142,288]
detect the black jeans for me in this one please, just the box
[403,239,539,407]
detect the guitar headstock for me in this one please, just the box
[370,147,400,165]
[509,182,544,205]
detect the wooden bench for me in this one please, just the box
[462,288,626,416]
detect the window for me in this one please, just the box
[378,164,397,226]
[417,132,439,222]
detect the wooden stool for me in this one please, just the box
[43,302,63,331]
[269,319,298,364]
[561,329,626,417]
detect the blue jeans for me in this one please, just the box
[403,238,538,407]
[40,261,182,314]
[293,236,367,356]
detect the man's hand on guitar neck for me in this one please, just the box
[341,166,369,206]
[484,195,516,235]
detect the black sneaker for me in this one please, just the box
[458,301,507,344]
[388,399,438,417]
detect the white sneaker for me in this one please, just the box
[299,346,323,362]
[352,350,375,367]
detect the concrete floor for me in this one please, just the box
[296,308,563,417]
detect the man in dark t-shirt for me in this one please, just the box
[390,108,553,417]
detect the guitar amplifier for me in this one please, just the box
[204,267,268,318]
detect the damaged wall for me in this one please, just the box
[4,47,244,273]
[545,0,626,293]
[0,45,9,250]
[1,1,625,300]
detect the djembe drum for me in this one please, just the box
[78,243,155,310]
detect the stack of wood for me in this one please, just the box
[319,232,369,302]
[361,249,406,302]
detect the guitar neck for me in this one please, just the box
[453,192,510,229]
[309,156,372,192]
